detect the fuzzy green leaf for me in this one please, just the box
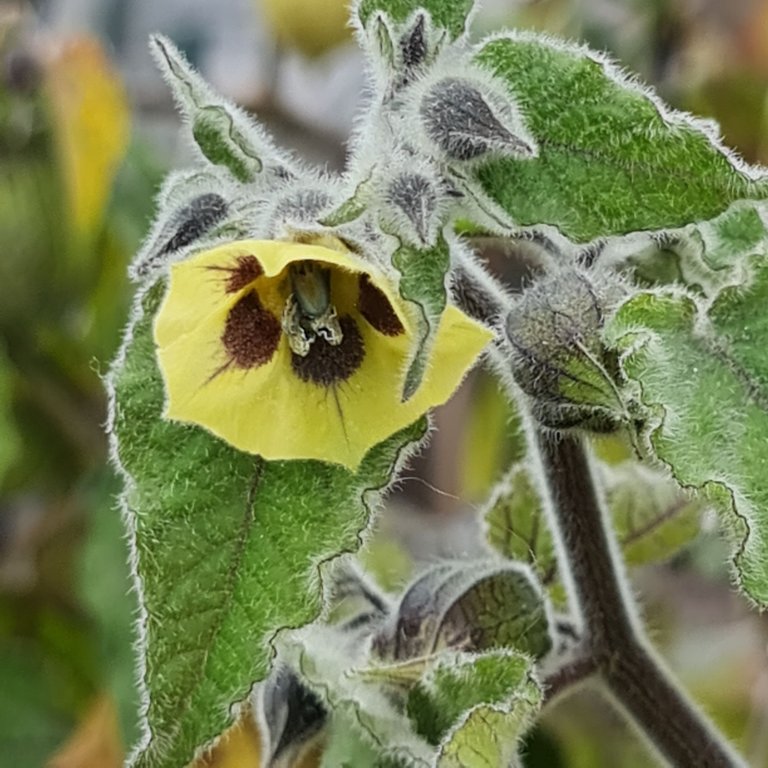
[606,263,768,604]
[150,36,279,183]
[110,283,425,768]
[357,0,473,39]
[621,201,768,298]
[407,650,540,767]
[471,34,768,243]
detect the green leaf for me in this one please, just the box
[471,34,768,243]
[407,650,541,767]
[484,457,703,581]
[110,282,425,768]
[606,263,768,604]
[604,462,704,566]
[150,36,280,182]
[483,465,556,587]
[392,238,450,399]
[356,0,474,40]
[621,201,768,298]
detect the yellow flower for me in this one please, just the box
[154,237,492,469]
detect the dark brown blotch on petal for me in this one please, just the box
[222,291,281,369]
[207,254,263,294]
[291,315,365,386]
[358,274,405,336]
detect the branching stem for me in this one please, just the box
[535,429,746,768]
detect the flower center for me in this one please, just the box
[282,261,344,356]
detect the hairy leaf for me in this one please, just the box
[471,34,768,242]
[606,264,768,604]
[407,650,540,767]
[615,202,768,298]
[110,283,425,768]
[356,0,473,40]
[150,36,288,183]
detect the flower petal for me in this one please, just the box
[154,240,493,468]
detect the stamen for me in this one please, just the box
[291,316,365,386]
[282,261,344,356]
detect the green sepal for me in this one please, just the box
[110,282,426,768]
[150,35,268,182]
[372,561,551,662]
[392,238,450,400]
[470,34,768,243]
[606,262,768,605]
[407,649,541,767]
[356,0,474,40]
[320,175,374,228]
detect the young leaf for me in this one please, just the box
[471,33,768,242]
[483,465,556,587]
[356,0,474,41]
[109,283,425,768]
[407,650,541,767]
[608,201,768,298]
[150,36,290,183]
[606,262,768,605]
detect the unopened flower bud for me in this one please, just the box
[159,192,229,256]
[385,171,439,246]
[420,78,534,162]
[505,269,627,431]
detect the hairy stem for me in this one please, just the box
[535,429,746,768]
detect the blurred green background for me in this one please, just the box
[1,0,767,766]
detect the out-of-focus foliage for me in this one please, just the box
[0,11,161,766]
[257,0,353,56]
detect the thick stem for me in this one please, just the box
[536,429,746,768]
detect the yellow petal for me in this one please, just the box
[155,240,493,469]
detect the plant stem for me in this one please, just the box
[535,428,746,768]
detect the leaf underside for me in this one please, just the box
[608,260,768,605]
